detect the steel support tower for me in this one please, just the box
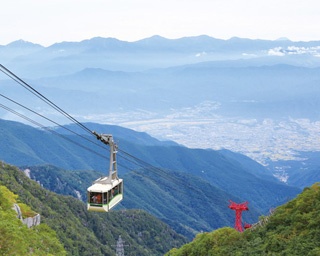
[228,200,249,232]
[116,235,125,256]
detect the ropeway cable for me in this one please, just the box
[0,64,166,174]
[0,96,153,174]
[0,64,199,190]
[0,64,93,136]
[0,99,199,194]
[0,102,108,160]
[0,93,107,151]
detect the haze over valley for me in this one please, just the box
[2,1,320,254]
[1,35,320,183]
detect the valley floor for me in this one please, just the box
[89,111,320,165]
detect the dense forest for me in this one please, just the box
[2,36,320,256]
[166,182,320,255]
[0,161,187,255]
[1,119,302,239]
[3,160,319,255]
[21,163,261,239]
[0,185,66,255]
[1,120,318,255]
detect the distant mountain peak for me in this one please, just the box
[82,36,123,43]
[145,35,167,40]
[5,39,43,48]
[135,35,168,43]
[276,37,291,41]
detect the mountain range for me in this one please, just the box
[2,35,320,77]
[0,162,187,255]
[0,118,304,239]
[166,182,320,255]
[1,35,320,172]
[1,34,320,255]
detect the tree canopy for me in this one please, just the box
[0,161,187,255]
[166,183,320,256]
[0,185,66,255]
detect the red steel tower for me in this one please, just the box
[228,200,249,232]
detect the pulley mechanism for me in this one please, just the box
[87,132,123,212]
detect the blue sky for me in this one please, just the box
[1,0,319,46]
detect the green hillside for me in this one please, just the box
[0,118,302,239]
[0,185,66,255]
[129,144,300,213]
[21,164,261,239]
[166,182,320,256]
[0,119,301,215]
[0,162,188,255]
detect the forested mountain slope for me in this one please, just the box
[0,185,66,255]
[0,119,177,172]
[2,36,320,195]
[0,162,187,256]
[0,119,301,209]
[22,164,260,239]
[0,119,302,238]
[166,183,320,256]
[267,151,320,189]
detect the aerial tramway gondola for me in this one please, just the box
[87,132,123,212]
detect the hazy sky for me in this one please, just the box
[1,0,319,46]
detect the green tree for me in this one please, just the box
[166,183,320,256]
[0,185,66,255]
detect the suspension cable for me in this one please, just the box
[0,64,93,136]
[0,93,107,151]
[0,64,196,189]
[0,97,147,174]
[0,103,108,160]
[0,64,164,174]
[0,100,197,192]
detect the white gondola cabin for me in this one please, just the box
[87,132,123,212]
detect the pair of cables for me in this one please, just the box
[0,63,207,205]
[0,64,176,179]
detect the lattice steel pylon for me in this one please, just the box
[116,235,125,256]
[228,200,249,232]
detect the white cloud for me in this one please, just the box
[195,51,207,57]
[268,45,320,56]
[268,47,285,56]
